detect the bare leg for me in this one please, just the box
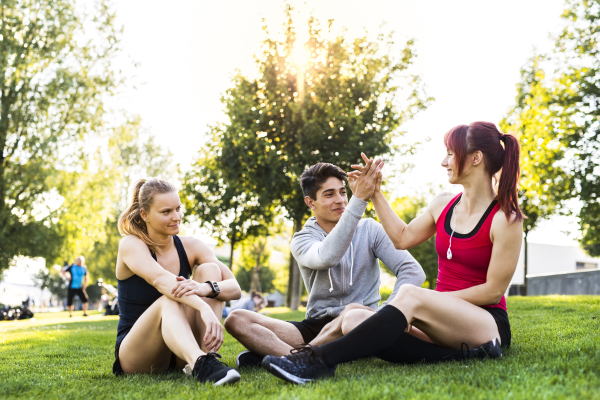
[225,310,304,356]
[118,296,205,373]
[310,303,374,346]
[68,305,74,317]
[82,302,88,315]
[388,284,501,349]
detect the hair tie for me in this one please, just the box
[500,135,507,143]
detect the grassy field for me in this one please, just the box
[1,296,599,400]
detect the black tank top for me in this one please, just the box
[116,235,192,339]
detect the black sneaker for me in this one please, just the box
[236,350,263,369]
[261,345,336,385]
[475,338,503,359]
[462,338,503,359]
[192,353,240,385]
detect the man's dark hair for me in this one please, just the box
[299,163,348,199]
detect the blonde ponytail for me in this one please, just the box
[118,178,177,254]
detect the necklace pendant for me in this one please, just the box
[447,248,452,260]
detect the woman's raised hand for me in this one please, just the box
[348,152,384,201]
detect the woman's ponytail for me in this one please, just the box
[118,178,177,254]
[497,133,523,223]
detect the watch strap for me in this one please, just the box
[205,280,220,299]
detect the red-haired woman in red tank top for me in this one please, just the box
[261,122,524,384]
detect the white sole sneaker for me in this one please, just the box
[214,369,241,386]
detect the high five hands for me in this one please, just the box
[348,152,384,201]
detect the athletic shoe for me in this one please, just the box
[236,350,263,369]
[261,345,336,384]
[192,353,240,385]
[83,313,88,317]
[474,338,503,359]
[462,338,503,359]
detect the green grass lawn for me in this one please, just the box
[1,296,599,400]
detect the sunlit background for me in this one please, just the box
[113,0,575,245]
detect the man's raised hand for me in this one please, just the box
[348,152,384,201]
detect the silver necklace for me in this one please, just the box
[447,198,461,260]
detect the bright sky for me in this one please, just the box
[112,0,579,246]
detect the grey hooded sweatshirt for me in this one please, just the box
[291,196,426,319]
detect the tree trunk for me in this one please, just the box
[288,219,303,311]
[250,250,261,293]
[229,237,236,270]
[523,231,528,296]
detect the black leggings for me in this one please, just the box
[372,307,511,364]
[320,306,512,366]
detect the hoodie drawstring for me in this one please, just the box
[321,233,354,291]
[349,242,354,287]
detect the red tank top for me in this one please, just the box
[435,193,506,311]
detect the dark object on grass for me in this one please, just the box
[0,305,34,321]
[261,345,336,385]
[236,350,263,369]
[192,353,240,385]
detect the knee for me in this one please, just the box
[193,262,222,282]
[390,284,421,307]
[224,309,251,333]
[159,295,185,314]
[341,309,371,335]
[344,303,371,312]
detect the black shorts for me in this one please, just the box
[483,307,511,348]
[67,288,88,306]
[288,316,335,344]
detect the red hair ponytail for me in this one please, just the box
[444,121,523,223]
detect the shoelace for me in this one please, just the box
[194,353,226,376]
[289,344,318,362]
[460,342,471,359]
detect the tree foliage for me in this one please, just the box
[184,5,431,309]
[0,0,121,271]
[503,0,600,256]
[501,56,572,238]
[87,118,174,284]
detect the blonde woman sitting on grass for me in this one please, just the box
[113,178,242,385]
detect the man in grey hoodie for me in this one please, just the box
[225,160,425,369]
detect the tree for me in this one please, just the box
[0,0,121,272]
[549,0,600,256]
[190,5,431,309]
[182,132,275,270]
[32,266,67,304]
[88,117,174,284]
[235,236,275,294]
[500,56,572,295]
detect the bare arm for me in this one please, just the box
[119,237,215,312]
[447,212,523,305]
[171,237,242,301]
[119,236,223,349]
[371,191,452,250]
[350,153,449,250]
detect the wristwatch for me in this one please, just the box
[205,281,220,299]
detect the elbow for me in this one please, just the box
[417,270,426,286]
[231,285,242,300]
[488,288,505,305]
[392,239,408,251]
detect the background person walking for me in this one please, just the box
[61,256,89,317]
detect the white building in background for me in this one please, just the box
[509,242,600,287]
